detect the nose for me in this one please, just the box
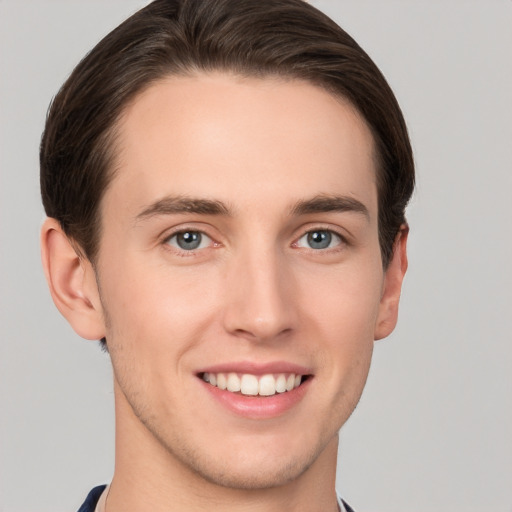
[222,246,297,343]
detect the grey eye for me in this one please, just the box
[167,231,211,251]
[297,230,342,250]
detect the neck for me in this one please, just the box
[107,383,340,512]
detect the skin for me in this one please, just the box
[41,73,408,512]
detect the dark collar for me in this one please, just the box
[77,485,107,512]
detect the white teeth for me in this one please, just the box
[216,373,227,390]
[227,372,241,392]
[204,372,305,396]
[258,374,276,396]
[241,374,259,395]
[275,374,287,393]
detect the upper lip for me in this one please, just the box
[196,361,312,376]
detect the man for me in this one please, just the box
[40,0,414,510]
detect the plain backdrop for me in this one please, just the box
[1,1,511,511]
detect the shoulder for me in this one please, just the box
[77,485,107,512]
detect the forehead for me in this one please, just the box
[107,73,377,220]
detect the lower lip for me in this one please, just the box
[200,378,312,419]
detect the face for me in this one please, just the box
[91,73,399,489]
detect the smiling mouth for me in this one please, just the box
[200,372,308,397]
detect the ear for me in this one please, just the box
[374,225,409,341]
[41,218,106,340]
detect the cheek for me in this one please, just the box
[98,255,219,364]
[298,257,383,341]
[297,258,382,395]
[98,260,222,420]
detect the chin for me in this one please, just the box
[174,444,322,491]
[151,421,337,492]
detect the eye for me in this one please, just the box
[166,230,212,251]
[296,229,343,250]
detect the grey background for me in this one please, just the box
[1,1,511,511]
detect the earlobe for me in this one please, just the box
[374,225,409,341]
[41,218,106,340]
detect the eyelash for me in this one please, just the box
[161,226,348,257]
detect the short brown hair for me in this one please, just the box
[40,0,414,267]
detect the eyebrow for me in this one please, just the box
[135,193,369,222]
[290,194,370,219]
[135,195,232,221]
